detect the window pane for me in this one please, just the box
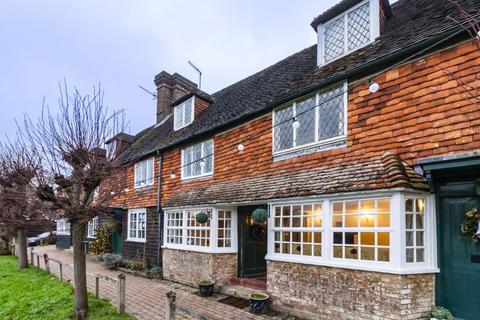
[324,16,345,62]
[184,98,193,124]
[406,248,414,263]
[203,140,213,174]
[296,97,316,146]
[318,85,344,140]
[345,215,358,227]
[378,233,390,246]
[406,214,413,229]
[416,199,425,213]
[360,232,375,245]
[378,248,390,262]
[333,246,343,258]
[416,214,424,229]
[416,248,425,262]
[361,247,375,261]
[377,214,390,227]
[274,106,293,151]
[345,246,358,259]
[192,144,202,176]
[347,2,370,51]
[345,201,357,214]
[360,215,374,227]
[416,231,424,246]
[405,199,414,212]
[406,231,414,246]
[174,105,183,129]
[332,214,343,228]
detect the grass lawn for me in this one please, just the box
[0,255,133,320]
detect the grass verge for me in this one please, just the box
[0,255,133,320]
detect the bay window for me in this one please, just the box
[267,193,438,273]
[273,83,346,154]
[127,209,146,242]
[134,158,154,188]
[164,208,236,253]
[181,140,213,179]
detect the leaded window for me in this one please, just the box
[134,158,154,188]
[182,140,213,179]
[405,198,426,263]
[174,97,194,130]
[323,1,371,63]
[272,203,323,257]
[273,83,346,153]
[332,199,390,262]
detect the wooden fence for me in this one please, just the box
[29,248,126,315]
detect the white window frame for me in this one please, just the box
[56,219,70,235]
[272,82,348,156]
[266,191,438,274]
[87,216,99,238]
[317,0,380,66]
[173,96,195,131]
[163,207,237,254]
[127,208,147,243]
[134,157,154,189]
[181,140,214,180]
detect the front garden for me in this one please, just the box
[0,256,133,320]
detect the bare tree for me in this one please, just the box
[0,138,46,268]
[21,82,125,319]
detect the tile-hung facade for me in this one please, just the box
[97,0,480,319]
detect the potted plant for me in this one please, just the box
[430,306,454,320]
[197,280,215,297]
[252,208,268,224]
[248,292,269,314]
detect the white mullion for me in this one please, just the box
[211,208,218,250]
[182,210,188,246]
[391,193,403,269]
[344,14,348,55]
[324,199,332,260]
[292,103,297,148]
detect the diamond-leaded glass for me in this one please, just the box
[324,16,345,62]
[347,2,370,51]
[318,85,345,140]
[273,83,346,153]
[182,139,214,179]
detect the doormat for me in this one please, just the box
[218,296,250,309]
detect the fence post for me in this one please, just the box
[117,274,126,315]
[59,263,63,282]
[36,254,40,268]
[166,291,176,320]
[95,276,100,299]
[30,248,34,265]
[43,254,50,272]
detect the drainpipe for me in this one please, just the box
[156,151,164,268]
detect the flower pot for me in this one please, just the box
[197,280,215,297]
[248,293,269,314]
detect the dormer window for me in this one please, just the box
[173,97,194,131]
[317,0,380,65]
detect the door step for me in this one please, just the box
[220,284,267,300]
[229,277,267,290]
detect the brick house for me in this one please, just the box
[97,0,480,318]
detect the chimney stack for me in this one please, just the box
[154,71,198,124]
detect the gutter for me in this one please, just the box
[145,27,465,157]
[156,151,163,267]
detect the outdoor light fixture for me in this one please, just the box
[369,79,380,93]
[292,117,300,129]
[170,170,176,179]
[237,143,245,151]
[124,188,129,192]
[110,191,115,195]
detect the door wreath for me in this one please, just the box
[460,208,480,243]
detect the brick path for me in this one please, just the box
[32,246,264,320]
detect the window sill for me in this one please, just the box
[265,254,439,275]
[126,238,146,243]
[273,136,346,162]
[134,183,154,190]
[162,245,237,254]
[180,173,213,182]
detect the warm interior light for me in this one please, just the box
[417,199,425,213]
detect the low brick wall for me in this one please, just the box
[267,260,435,320]
[163,248,237,286]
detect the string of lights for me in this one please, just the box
[163,27,464,177]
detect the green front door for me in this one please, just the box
[111,209,123,255]
[238,205,267,278]
[436,176,480,319]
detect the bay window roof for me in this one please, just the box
[164,152,428,208]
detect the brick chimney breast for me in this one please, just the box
[154,71,198,124]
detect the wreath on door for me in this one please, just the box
[460,208,480,244]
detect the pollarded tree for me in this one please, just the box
[0,138,47,269]
[21,82,125,319]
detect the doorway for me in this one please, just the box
[237,205,267,278]
[434,169,480,320]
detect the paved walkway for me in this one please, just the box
[32,246,265,320]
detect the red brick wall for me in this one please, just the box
[160,40,480,204]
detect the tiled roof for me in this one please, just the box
[119,0,480,164]
[164,152,429,207]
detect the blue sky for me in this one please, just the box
[0,1,395,137]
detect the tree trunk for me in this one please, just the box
[72,220,88,319]
[17,229,28,269]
